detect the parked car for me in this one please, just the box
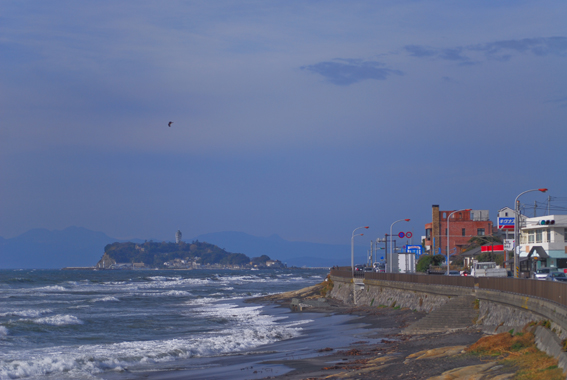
[446,270,460,276]
[354,265,364,272]
[545,272,567,282]
[535,267,554,280]
[363,267,374,272]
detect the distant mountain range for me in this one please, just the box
[0,227,143,269]
[0,227,367,269]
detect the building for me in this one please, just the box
[425,205,494,256]
[175,230,182,244]
[518,215,567,270]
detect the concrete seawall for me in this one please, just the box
[329,274,567,375]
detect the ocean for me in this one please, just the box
[0,269,374,380]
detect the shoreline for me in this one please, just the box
[247,284,494,380]
[112,281,558,380]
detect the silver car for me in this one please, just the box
[535,267,554,280]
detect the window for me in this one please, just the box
[425,229,431,239]
[462,228,466,236]
[536,230,542,243]
[443,212,446,219]
[528,231,534,243]
[477,228,485,236]
[564,228,567,243]
[505,212,509,216]
[546,229,551,243]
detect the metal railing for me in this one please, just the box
[477,277,567,308]
[329,268,567,308]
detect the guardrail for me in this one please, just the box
[329,268,567,308]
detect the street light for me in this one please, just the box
[513,188,548,278]
[351,226,369,276]
[389,219,410,273]
[446,209,472,275]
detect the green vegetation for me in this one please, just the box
[416,254,445,272]
[102,240,269,268]
[320,275,334,297]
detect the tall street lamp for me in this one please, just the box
[513,188,548,278]
[389,219,410,273]
[351,226,369,276]
[446,209,471,275]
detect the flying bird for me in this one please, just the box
[168,121,173,127]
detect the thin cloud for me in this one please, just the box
[470,37,567,60]
[301,59,403,86]
[404,45,438,58]
[404,36,567,63]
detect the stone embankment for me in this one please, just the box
[329,274,567,375]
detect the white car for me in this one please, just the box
[535,267,555,280]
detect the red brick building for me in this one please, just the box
[425,205,494,255]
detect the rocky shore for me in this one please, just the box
[248,281,564,380]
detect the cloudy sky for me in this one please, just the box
[1,1,566,245]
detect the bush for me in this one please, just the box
[416,254,445,272]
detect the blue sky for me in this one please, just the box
[1,1,566,244]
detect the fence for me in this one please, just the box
[330,268,567,308]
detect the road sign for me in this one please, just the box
[406,245,423,256]
[406,232,413,238]
[504,239,514,250]
[497,217,515,230]
[398,232,405,238]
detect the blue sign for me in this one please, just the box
[497,217,515,230]
[406,245,423,257]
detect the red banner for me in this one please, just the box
[481,245,504,252]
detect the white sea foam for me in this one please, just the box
[0,309,52,318]
[146,276,181,281]
[32,315,83,326]
[0,305,308,379]
[35,285,67,292]
[0,326,8,338]
[90,296,119,302]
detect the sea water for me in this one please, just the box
[0,268,358,380]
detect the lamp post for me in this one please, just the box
[389,219,410,273]
[446,209,471,275]
[351,226,369,277]
[513,189,548,278]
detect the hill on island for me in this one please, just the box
[98,240,272,269]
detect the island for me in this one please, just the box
[92,240,285,270]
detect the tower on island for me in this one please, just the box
[175,230,182,244]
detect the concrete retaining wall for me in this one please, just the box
[329,275,567,375]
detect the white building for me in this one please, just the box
[519,215,567,269]
[398,252,415,273]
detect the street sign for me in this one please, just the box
[398,232,405,238]
[497,217,515,230]
[504,239,514,250]
[406,245,423,256]
[406,232,413,238]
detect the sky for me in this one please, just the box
[1,0,566,245]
